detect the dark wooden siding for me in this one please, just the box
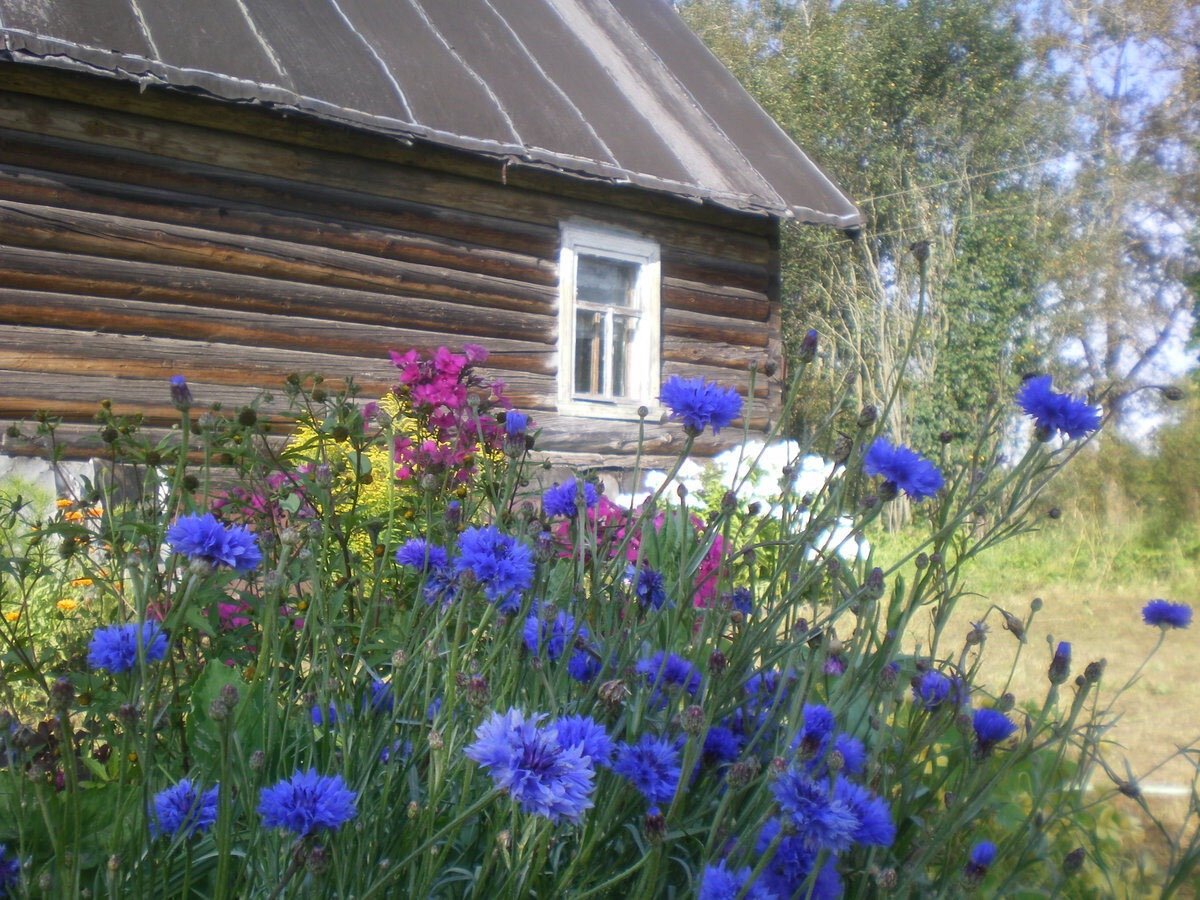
[0,79,781,465]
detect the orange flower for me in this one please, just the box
[3,610,19,623]
[64,510,84,523]
[56,599,79,614]
[55,498,73,509]
[87,505,104,518]
[70,577,94,588]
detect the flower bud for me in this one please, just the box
[1048,641,1071,685]
[1000,609,1025,641]
[1084,659,1106,684]
[644,806,666,843]
[798,329,819,363]
[707,650,728,677]
[1063,847,1085,876]
[50,677,75,709]
[599,679,630,709]
[219,683,240,709]
[170,375,192,409]
[681,705,706,735]
[856,405,878,429]
[249,749,266,772]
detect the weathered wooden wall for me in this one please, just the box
[0,73,782,466]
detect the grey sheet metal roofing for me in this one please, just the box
[0,0,862,227]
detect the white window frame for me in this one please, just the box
[557,222,661,420]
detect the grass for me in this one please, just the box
[876,511,1200,836]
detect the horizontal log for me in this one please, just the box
[662,277,771,322]
[0,202,557,315]
[0,70,777,239]
[0,247,556,343]
[663,308,770,348]
[0,166,559,286]
[662,336,770,372]
[660,247,770,295]
[0,93,773,264]
[0,129,561,259]
[0,290,556,370]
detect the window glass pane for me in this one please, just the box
[575,309,601,396]
[578,255,636,307]
[611,315,630,397]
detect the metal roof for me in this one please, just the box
[0,0,862,227]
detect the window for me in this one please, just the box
[558,223,660,417]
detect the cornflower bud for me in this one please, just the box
[798,329,819,362]
[681,705,706,735]
[1048,641,1071,685]
[1063,847,1085,876]
[219,684,240,708]
[707,650,728,677]
[249,749,266,772]
[1000,609,1025,641]
[726,758,760,790]
[857,405,878,429]
[599,679,630,709]
[50,677,75,709]
[644,807,666,843]
[169,375,192,409]
[1084,659,1106,684]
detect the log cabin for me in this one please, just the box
[0,0,861,473]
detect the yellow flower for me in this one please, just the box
[3,610,20,623]
[56,599,79,614]
[87,505,104,518]
[55,498,73,509]
[70,577,94,588]
[64,510,84,523]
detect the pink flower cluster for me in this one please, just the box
[553,497,729,607]
[389,345,514,483]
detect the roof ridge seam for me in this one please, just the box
[405,0,524,149]
[481,0,619,168]
[326,0,414,122]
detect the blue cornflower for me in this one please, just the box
[455,526,535,613]
[771,771,860,853]
[636,652,701,698]
[864,438,944,502]
[1142,599,1192,630]
[542,478,598,518]
[966,840,998,880]
[613,734,682,805]
[792,704,836,759]
[552,715,614,768]
[632,565,668,609]
[395,538,449,572]
[1017,375,1101,440]
[729,587,753,616]
[833,733,867,776]
[150,779,219,838]
[421,565,459,607]
[0,844,19,896]
[913,670,952,709]
[660,375,743,435]
[258,770,357,835]
[523,607,586,662]
[505,410,529,438]
[167,513,262,571]
[465,708,596,823]
[364,679,393,714]
[756,819,842,900]
[379,739,412,764]
[699,860,777,900]
[567,649,602,683]
[973,708,1017,750]
[833,776,895,846]
[311,703,343,728]
[87,622,169,673]
[702,726,741,766]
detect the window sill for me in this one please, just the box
[557,397,665,423]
